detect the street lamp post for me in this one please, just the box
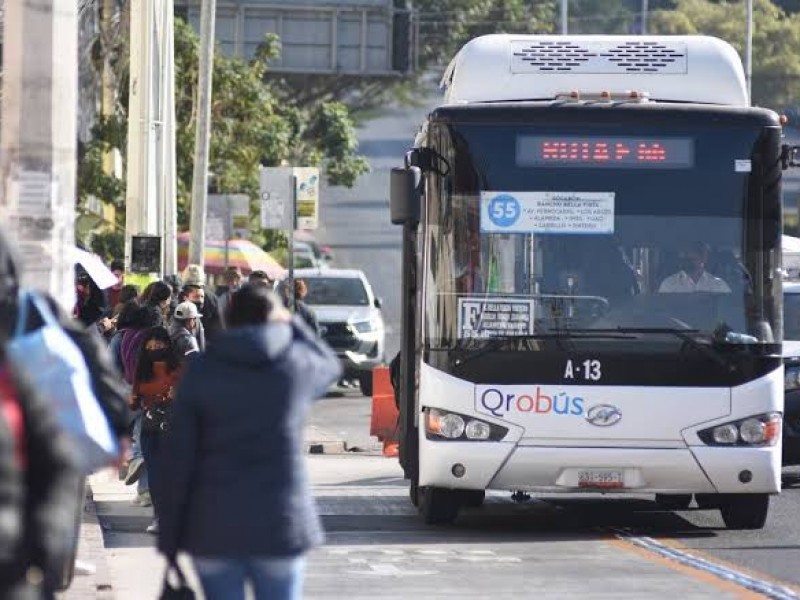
[745,0,753,104]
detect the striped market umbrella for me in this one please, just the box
[177,232,285,280]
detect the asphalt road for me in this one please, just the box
[311,98,800,595]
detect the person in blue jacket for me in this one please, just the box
[157,284,341,600]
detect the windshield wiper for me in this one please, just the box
[570,327,736,371]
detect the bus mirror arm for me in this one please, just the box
[780,144,800,169]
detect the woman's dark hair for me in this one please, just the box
[227,284,277,328]
[145,280,172,306]
[116,299,141,330]
[132,304,164,329]
[118,285,140,305]
[134,326,178,383]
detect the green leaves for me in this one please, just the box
[78,17,368,251]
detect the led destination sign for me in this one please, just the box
[517,135,694,169]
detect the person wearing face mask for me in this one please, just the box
[129,326,182,534]
[658,241,732,293]
[181,264,222,344]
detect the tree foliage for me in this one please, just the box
[649,0,800,108]
[79,18,368,254]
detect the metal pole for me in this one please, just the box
[224,196,231,269]
[560,0,568,34]
[745,0,753,105]
[0,0,77,309]
[189,0,217,266]
[160,0,178,276]
[642,0,648,35]
[287,174,296,311]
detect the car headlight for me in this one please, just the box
[425,408,508,442]
[698,413,782,447]
[351,318,381,334]
[785,365,800,391]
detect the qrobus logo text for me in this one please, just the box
[478,387,584,418]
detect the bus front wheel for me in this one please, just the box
[418,487,460,525]
[718,494,769,530]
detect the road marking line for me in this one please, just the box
[652,536,800,596]
[612,533,800,600]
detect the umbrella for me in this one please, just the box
[72,247,119,290]
[176,233,285,279]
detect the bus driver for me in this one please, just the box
[658,241,731,293]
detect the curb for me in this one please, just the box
[58,484,115,600]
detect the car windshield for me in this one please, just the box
[304,277,369,306]
[786,292,800,340]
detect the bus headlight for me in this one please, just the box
[712,424,739,445]
[425,408,508,442]
[699,413,782,447]
[785,366,800,391]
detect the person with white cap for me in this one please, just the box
[181,264,223,345]
[169,301,205,363]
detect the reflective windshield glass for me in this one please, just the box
[785,292,800,340]
[422,115,781,351]
[304,277,369,306]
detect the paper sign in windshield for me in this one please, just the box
[480,191,615,235]
[458,297,534,339]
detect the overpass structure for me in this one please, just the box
[174,0,416,75]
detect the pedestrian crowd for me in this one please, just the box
[0,232,340,600]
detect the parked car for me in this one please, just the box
[783,281,800,465]
[294,233,334,265]
[293,241,319,268]
[295,267,385,395]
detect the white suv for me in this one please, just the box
[295,267,385,395]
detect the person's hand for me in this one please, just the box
[110,436,131,469]
[269,304,292,323]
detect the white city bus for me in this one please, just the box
[389,35,797,529]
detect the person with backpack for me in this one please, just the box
[0,228,129,596]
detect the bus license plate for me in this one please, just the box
[578,470,624,488]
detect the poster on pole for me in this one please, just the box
[259,167,293,230]
[229,194,250,239]
[208,194,251,240]
[294,167,319,230]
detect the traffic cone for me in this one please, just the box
[369,365,399,458]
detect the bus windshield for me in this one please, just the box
[423,117,781,351]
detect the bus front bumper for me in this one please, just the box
[418,441,781,494]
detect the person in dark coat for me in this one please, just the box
[157,284,341,600]
[0,228,128,597]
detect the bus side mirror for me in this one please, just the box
[390,167,421,225]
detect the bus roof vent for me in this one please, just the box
[443,35,748,106]
[511,39,687,74]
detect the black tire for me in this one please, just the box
[461,490,486,508]
[418,486,460,525]
[409,478,419,507]
[694,493,720,510]
[358,372,373,397]
[719,494,770,530]
[655,493,693,510]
